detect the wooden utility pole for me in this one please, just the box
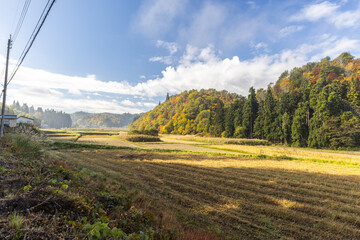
[0,36,12,137]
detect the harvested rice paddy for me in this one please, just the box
[49,130,360,239]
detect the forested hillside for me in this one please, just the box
[130,52,360,149]
[4,102,141,129]
[71,111,142,128]
[6,101,72,128]
[131,89,241,136]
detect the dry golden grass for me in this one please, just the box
[47,135,76,141]
[139,142,237,154]
[43,129,77,141]
[162,134,269,145]
[209,144,360,164]
[56,148,360,240]
[77,135,141,148]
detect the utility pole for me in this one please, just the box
[0,36,12,137]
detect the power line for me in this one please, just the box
[8,0,56,86]
[10,0,22,35]
[12,0,32,43]
[8,0,51,83]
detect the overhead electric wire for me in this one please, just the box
[10,0,22,36]
[12,0,32,43]
[8,0,56,86]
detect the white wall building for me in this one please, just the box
[17,116,34,124]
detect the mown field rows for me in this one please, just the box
[161,135,360,162]
[45,130,360,163]
[207,144,360,163]
[56,148,360,240]
[77,135,141,148]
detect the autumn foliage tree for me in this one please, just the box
[131,52,360,149]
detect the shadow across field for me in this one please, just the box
[57,149,360,240]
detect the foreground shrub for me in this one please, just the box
[3,134,42,158]
[223,139,270,146]
[128,129,158,136]
[0,133,176,239]
[126,135,161,142]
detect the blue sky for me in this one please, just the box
[0,0,360,113]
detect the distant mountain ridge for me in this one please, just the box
[71,111,142,128]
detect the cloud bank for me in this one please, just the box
[292,1,360,28]
[2,34,359,114]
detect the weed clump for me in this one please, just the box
[128,129,159,136]
[9,212,23,240]
[126,134,161,142]
[3,134,42,158]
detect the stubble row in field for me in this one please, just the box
[56,148,360,240]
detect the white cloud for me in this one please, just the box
[329,8,360,28]
[7,66,142,96]
[133,36,360,97]
[149,56,173,65]
[279,25,304,38]
[179,2,227,47]
[141,102,157,108]
[139,75,146,79]
[8,87,144,114]
[250,42,269,54]
[2,35,359,114]
[292,1,360,28]
[68,88,81,95]
[309,37,360,61]
[149,40,179,65]
[135,0,270,50]
[246,1,258,10]
[120,99,136,106]
[121,99,157,108]
[291,1,339,21]
[156,40,179,54]
[134,0,187,37]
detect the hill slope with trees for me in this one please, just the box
[6,101,72,128]
[130,52,360,149]
[71,112,142,128]
[4,103,141,129]
[131,89,241,136]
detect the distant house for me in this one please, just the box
[0,115,18,127]
[17,116,34,124]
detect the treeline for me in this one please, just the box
[71,112,142,128]
[10,101,72,128]
[6,102,141,129]
[130,52,360,149]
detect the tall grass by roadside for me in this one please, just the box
[3,134,42,158]
[0,133,176,239]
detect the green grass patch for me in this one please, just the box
[168,136,270,146]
